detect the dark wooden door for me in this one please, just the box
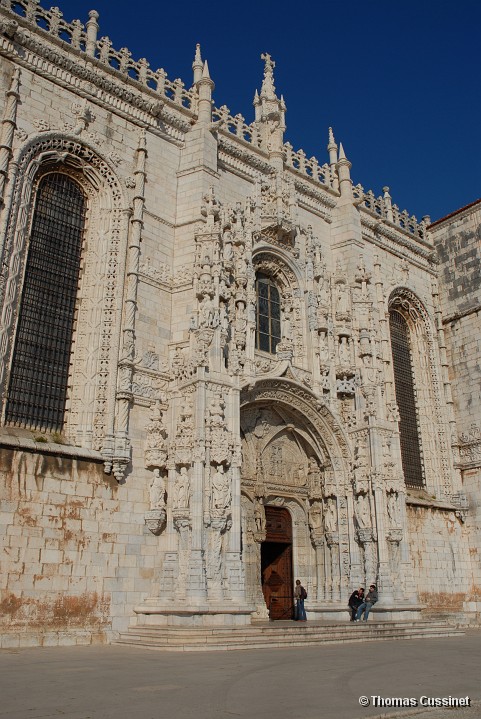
[261,507,293,619]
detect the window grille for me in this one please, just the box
[389,309,425,488]
[5,173,86,431]
[255,273,281,354]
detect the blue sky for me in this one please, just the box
[39,0,480,222]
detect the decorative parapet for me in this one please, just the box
[354,184,431,244]
[0,0,196,114]
[1,0,429,231]
[283,142,332,188]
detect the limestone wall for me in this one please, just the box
[407,502,480,623]
[430,201,481,607]
[0,447,155,647]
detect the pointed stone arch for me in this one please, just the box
[388,286,453,496]
[241,377,352,478]
[0,133,127,453]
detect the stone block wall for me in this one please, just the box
[0,446,155,647]
[407,502,480,623]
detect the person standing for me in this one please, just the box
[294,579,307,621]
[348,586,364,621]
[355,584,378,621]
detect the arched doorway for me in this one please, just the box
[261,506,293,619]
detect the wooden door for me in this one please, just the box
[261,507,293,619]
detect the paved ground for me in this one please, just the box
[1,631,480,719]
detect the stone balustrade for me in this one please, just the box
[3,0,196,111]
[3,0,429,241]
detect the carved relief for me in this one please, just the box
[144,400,168,469]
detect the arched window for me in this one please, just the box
[389,309,424,488]
[255,273,281,354]
[5,173,86,431]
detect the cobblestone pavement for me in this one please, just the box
[0,631,480,719]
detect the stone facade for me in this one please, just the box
[0,1,479,647]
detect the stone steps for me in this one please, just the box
[116,620,464,652]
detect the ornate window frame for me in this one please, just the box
[388,288,452,496]
[252,249,305,364]
[0,134,126,455]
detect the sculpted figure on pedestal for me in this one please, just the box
[149,468,166,509]
[172,466,191,510]
[211,464,231,512]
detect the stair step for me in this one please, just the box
[115,620,464,652]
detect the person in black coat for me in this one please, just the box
[348,587,364,621]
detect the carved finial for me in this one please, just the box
[337,143,352,199]
[193,43,203,85]
[196,59,214,125]
[327,127,338,184]
[85,9,99,57]
[260,52,276,99]
[202,60,211,80]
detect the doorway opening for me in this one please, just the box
[261,506,293,620]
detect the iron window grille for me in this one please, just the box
[255,273,281,354]
[5,173,86,431]
[389,309,425,488]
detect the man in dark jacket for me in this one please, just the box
[355,584,378,621]
[348,587,364,621]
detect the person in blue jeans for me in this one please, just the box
[355,584,378,621]
[294,579,307,621]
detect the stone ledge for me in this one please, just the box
[0,430,104,463]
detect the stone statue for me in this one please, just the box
[308,501,323,531]
[355,492,371,528]
[172,466,191,510]
[336,282,350,317]
[387,490,400,527]
[149,468,165,509]
[254,500,266,533]
[324,497,337,532]
[211,464,230,511]
[338,336,350,366]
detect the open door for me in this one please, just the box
[261,506,293,619]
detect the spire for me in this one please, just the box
[192,43,203,86]
[196,59,214,125]
[336,142,352,199]
[202,60,211,80]
[260,52,277,100]
[327,127,338,190]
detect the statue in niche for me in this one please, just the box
[199,295,219,328]
[355,493,371,528]
[336,281,350,318]
[149,468,166,509]
[319,331,329,364]
[219,304,229,334]
[235,245,247,279]
[172,466,191,510]
[209,393,225,428]
[338,336,350,366]
[309,501,323,531]
[211,464,231,511]
[387,490,401,527]
[222,229,234,262]
[254,499,266,533]
[317,273,330,308]
[361,353,378,385]
[324,497,337,532]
